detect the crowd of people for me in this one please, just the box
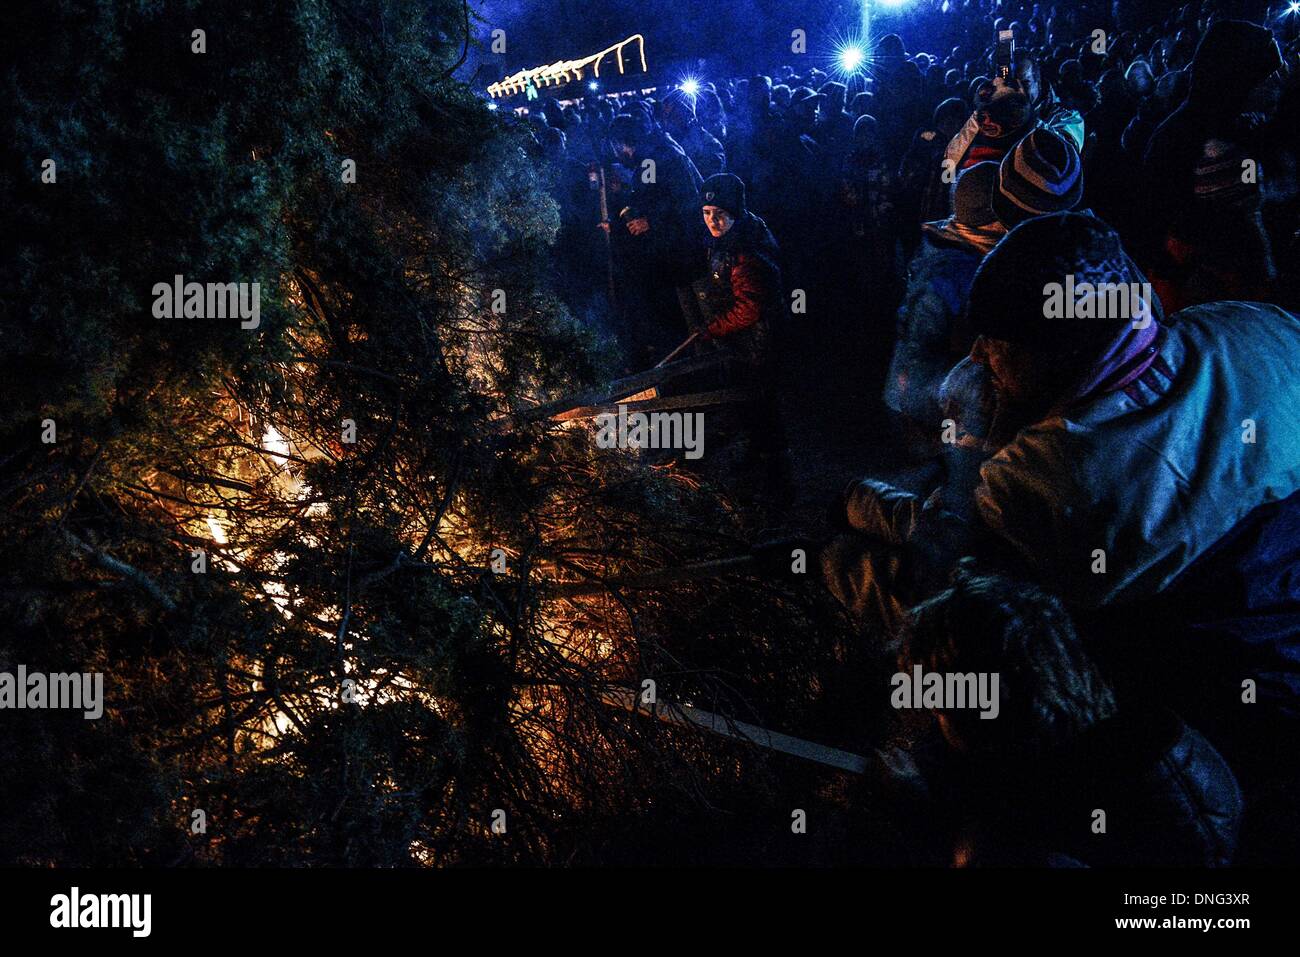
[509,0,1300,866]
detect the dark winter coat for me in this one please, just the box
[1082,486,1300,781]
[1144,19,1281,221]
[883,235,984,423]
[699,211,782,370]
[672,121,726,179]
[898,124,958,227]
[619,131,705,281]
[938,708,1243,867]
[1142,21,1281,298]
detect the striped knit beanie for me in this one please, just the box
[993,127,1084,228]
[1193,137,1261,213]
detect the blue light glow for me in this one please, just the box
[838,44,865,73]
[679,78,701,96]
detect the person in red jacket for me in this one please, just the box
[695,173,790,508]
[698,173,782,369]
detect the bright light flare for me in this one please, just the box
[588,80,600,91]
[262,424,290,466]
[678,77,700,96]
[838,44,865,74]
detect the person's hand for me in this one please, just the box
[597,220,611,233]
[626,217,650,236]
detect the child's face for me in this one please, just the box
[703,205,734,238]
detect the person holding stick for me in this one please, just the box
[691,173,791,508]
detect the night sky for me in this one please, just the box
[470,0,872,88]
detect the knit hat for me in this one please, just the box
[993,127,1083,228]
[1193,137,1262,213]
[965,212,1162,349]
[923,162,1005,254]
[953,162,999,227]
[700,173,747,219]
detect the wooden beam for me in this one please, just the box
[602,686,869,775]
[515,352,726,422]
[551,388,757,422]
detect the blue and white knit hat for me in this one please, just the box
[992,127,1084,228]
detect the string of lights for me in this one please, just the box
[487,33,649,99]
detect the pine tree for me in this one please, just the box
[1,0,866,866]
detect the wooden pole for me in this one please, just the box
[550,387,756,422]
[654,331,700,368]
[598,164,617,311]
[601,686,870,774]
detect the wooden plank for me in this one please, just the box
[602,687,869,775]
[551,388,757,422]
[515,352,726,421]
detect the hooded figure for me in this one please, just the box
[727,75,814,228]
[884,162,1005,442]
[726,75,771,188]
[1120,67,1187,159]
[874,57,929,163]
[899,96,972,232]
[607,111,704,280]
[1084,63,1148,237]
[814,81,855,160]
[660,89,727,179]
[695,88,727,143]
[1124,58,1155,100]
[1143,20,1283,309]
[606,110,705,361]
